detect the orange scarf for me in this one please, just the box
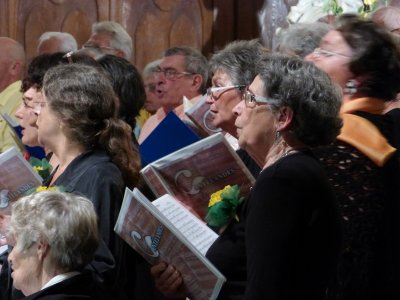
[338,98,396,167]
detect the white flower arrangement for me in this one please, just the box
[286,0,377,24]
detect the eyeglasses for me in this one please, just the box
[312,47,351,59]
[144,83,157,93]
[82,43,117,53]
[242,90,270,108]
[21,98,35,110]
[63,51,74,64]
[206,85,246,100]
[155,68,195,81]
[32,101,47,114]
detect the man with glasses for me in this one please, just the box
[82,21,133,60]
[138,46,208,143]
[0,37,26,153]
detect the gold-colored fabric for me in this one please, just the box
[338,98,396,167]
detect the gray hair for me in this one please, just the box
[92,21,133,60]
[37,32,78,53]
[9,191,99,271]
[142,59,161,79]
[163,46,208,94]
[209,39,268,86]
[257,53,342,147]
[277,22,332,58]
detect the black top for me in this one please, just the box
[206,151,341,300]
[315,110,400,300]
[22,272,113,300]
[47,150,155,300]
[236,148,261,179]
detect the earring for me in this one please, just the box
[344,79,357,96]
[274,130,281,144]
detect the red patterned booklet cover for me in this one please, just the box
[183,95,222,138]
[140,133,255,220]
[114,188,225,300]
[0,147,42,213]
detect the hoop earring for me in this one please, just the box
[344,79,357,96]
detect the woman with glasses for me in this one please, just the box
[151,54,343,299]
[307,15,400,300]
[15,52,99,166]
[205,39,268,177]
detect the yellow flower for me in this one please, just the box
[208,185,231,207]
[33,166,44,172]
[36,186,57,192]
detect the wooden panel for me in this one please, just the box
[116,0,213,71]
[1,0,290,71]
[11,0,109,63]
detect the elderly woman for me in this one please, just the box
[7,191,111,299]
[34,63,142,299]
[206,39,267,177]
[306,15,400,300]
[151,54,343,299]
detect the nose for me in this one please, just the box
[205,93,215,104]
[305,49,318,62]
[232,100,243,116]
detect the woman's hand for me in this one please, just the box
[150,262,187,299]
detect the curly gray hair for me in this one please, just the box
[209,39,268,87]
[257,53,342,147]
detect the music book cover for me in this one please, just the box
[0,147,42,213]
[140,133,255,220]
[183,95,222,138]
[139,111,201,166]
[114,188,225,300]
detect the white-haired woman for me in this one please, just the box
[7,191,111,299]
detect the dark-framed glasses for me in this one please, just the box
[206,85,246,100]
[144,83,157,93]
[155,67,195,81]
[312,47,351,59]
[242,90,270,108]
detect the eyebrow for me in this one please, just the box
[22,96,33,101]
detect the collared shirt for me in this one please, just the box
[41,271,80,290]
[0,81,23,153]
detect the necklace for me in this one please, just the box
[282,148,299,158]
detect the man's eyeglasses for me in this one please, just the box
[206,85,246,100]
[242,90,270,108]
[82,43,117,53]
[144,83,157,93]
[155,68,195,81]
[312,47,351,59]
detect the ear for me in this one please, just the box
[276,106,294,132]
[191,74,203,92]
[9,61,23,77]
[115,49,126,59]
[37,240,50,261]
